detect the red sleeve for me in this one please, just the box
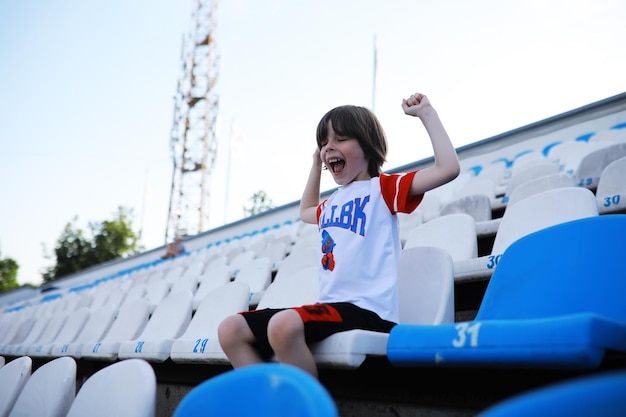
[315,199,327,224]
[380,172,423,214]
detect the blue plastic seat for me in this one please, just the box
[387,214,626,369]
[477,369,626,416]
[172,363,339,417]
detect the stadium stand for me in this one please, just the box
[1,93,626,416]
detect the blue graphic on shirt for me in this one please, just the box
[320,230,336,271]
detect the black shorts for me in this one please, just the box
[239,302,397,359]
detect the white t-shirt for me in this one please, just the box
[315,172,422,323]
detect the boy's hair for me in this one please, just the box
[316,105,387,177]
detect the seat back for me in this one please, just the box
[0,356,32,417]
[490,187,598,256]
[97,298,151,344]
[573,142,626,190]
[257,266,319,309]
[477,214,626,321]
[233,256,273,303]
[66,359,156,417]
[478,369,626,417]
[403,213,477,262]
[505,173,575,207]
[172,363,338,417]
[439,194,492,222]
[192,264,232,310]
[398,246,455,325]
[134,290,193,342]
[596,156,626,214]
[9,356,76,417]
[182,281,250,339]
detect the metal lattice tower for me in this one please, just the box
[166,0,219,243]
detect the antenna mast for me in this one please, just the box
[166,0,220,242]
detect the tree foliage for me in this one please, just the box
[243,190,275,217]
[0,251,19,293]
[42,206,142,283]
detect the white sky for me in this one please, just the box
[1,0,625,286]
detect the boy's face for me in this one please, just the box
[319,121,370,186]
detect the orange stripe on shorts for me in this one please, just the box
[293,304,343,323]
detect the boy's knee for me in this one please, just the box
[217,315,242,346]
[267,311,302,347]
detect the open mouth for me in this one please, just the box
[327,157,345,174]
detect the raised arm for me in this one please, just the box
[299,148,323,224]
[402,93,461,196]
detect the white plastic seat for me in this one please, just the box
[397,209,424,245]
[118,282,146,308]
[474,163,507,191]
[0,313,35,355]
[117,290,193,362]
[66,359,156,417]
[8,356,76,417]
[233,256,273,308]
[81,298,151,361]
[439,194,492,222]
[5,314,52,357]
[596,156,626,214]
[162,265,186,288]
[88,283,114,312]
[257,240,289,271]
[416,191,442,222]
[454,187,599,282]
[403,213,478,262]
[144,278,170,314]
[547,140,610,175]
[223,243,245,263]
[504,158,560,198]
[49,304,117,358]
[257,266,319,310]
[192,264,233,311]
[275,245,319,280]
[34,307,91,358]
[309,246,455,369]
[505,173,575,208]
[229,249,257,276]
[170,281,250,364]
[454,177,497,201]
[573,142,626,190]
[27,311,71,357]
[169,270,199,296]
[204,254,229,271]
[0,356,32,417]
